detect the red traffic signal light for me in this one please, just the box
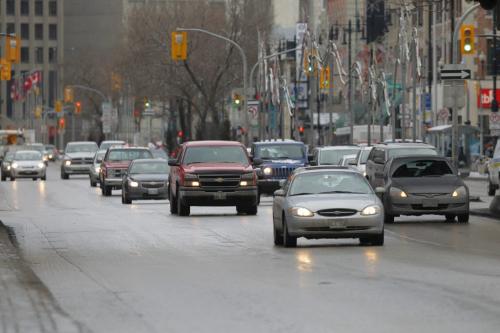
[58,117,65,129]
[75,101,82,114]
[177,130,184,138]
[298,126,304,134]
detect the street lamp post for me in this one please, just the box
[176,28,249,145]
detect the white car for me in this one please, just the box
[10,150,47,181]
[487,141,500,196]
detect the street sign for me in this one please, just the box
[490,112,500,131]
[440,64,471,80]
[102,102,112,134]
[443,81,466,109]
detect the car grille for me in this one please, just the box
[317,209,358,217]
[271,167,295,178]
[142,181,165,189]
[71,158,93,165]
[411,193,448,198]
[411,204,449,210]
[108,168,126,178]
[198,174,241,188]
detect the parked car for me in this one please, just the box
[272,166,384,247]
[99,140,126,151]
[365,143,437,188]
[100,147,153,196]
[122,159,170,204]
[44,144,58,161]
[251,140,308,197]
[169,141,258,216]
[380,155,469,223]
[487,140,500,196]
[1,151,15,181]
[310,146,361,166]
[89,150,106,187]
[61,141,99,179]
[10,150,47,181]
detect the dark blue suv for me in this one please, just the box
[251,140,308,196]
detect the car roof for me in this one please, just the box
[373,143,435,149]
[131,158,166,164]
[253,140,304,145]
[101,140,125,143]
[183,140,244,147]
[15,150,42,155]
[388,155,448,163]
[316,145,360,150]
[108,146,149,151]
[294,166,359,174]
[67,141,97,145]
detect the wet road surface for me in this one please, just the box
[1,164,500,332]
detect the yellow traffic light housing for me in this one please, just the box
[5,35,20,64]
[75,101,82,114]
[320,66,331,89]
[64,87,74,103]
[171,32,188,61]
[55,100,63,113]
[0,58,11,81]
[460,25,475,55]
[233,93,241,106]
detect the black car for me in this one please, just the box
[379,155,469,223]
[1,151,15,181]
[121,159,170,204]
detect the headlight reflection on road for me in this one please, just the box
[296,250,313,272]
[38,181,46,198]
[364,249,379,276]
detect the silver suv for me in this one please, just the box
[61,141,98,179]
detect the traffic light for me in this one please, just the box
[64,87,74,103]
[177,130,184,138]
[5,35,20,64]
[0,58,11,81]
[55,100,63,113]
[74,101,82,114]
[320,66,330,89]
[58,117,66,129]
[233,93,241,106]
[171,32,188,61]
[478,0,497,10]
[298,126,305,136]
[460,25,475,55]
[144,97,150,108]
[34,106,42,119]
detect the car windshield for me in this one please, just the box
[4,152,14,161]
[183,146,249,165]
[100,142,125,150]
[388,147,437,158]
[94,152,106,163]
[14,151,42,161]
[392,160,454,178]
[289,172,372,196]
[66,143,98,153]
[28,145,45,152]
[130,162,170,174]
[151,149,168,159]
[256,144,305,160]
[359,149,372,164]
[319,149,360,165]
[108,149,152,161]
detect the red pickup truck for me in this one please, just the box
[100,147,153,196]
[168,141,258,216]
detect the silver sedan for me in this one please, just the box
[272,167,384,247]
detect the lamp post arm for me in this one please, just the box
[249,47,301,90]
[67,84,108,101]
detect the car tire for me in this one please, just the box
[445,214,455,222]
[122,191,132,204]
[90,179,97,187]
[61,170,69,179]
[169,186,178,214]
[177,191,190,216]
[10,177,15,181]
[41,175,46,181]
[32,178,37,181]
[488,182,496,196]
[236,205,258,215]
[283,218,297,248]
[273,225,284,246]
[102,184,112,196]
[360,231,384,246]
[1,175,5,181]
[458,213,469,223]
[384,213,394,224]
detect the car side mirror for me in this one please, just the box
[253,158,263,166]
[375,187,385,194]
[168,158,179,167]
[274,189,285,197]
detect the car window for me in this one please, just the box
[319,149,360,165]
[183,146,249,165]
[66,143,98,153]
[130,162,170,174]
[289,172,372,195]
[108,149,153,161]
[494,142,500,158]
[387,147,437,158]
[373,148,385,161]
[392,160,454,178]
[14,151,42,161]
[359,149,372,164]
[255,144,305,160]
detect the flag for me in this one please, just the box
[10,80,17,100]
[23,76,32,92]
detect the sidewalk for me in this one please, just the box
[465,177,500,219]
[0,185,88,333]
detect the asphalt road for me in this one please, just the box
[1,164,500,333]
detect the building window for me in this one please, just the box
[49,24,57,40]
[21,24,30,40]
[6,23,15,34]
[35,0,43,16]
[21,0,29,16]
[35,24,43,40]
[49,47,57,63]
[21,47,30,64]
[49,1,57,16]
[35,48,44,64]
[6,0,15,15]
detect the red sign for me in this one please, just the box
[478,89,500,108]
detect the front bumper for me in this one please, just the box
[286,212,384,239]
[11,168,45,178]
[128,186,169,200]
[179,186,258,206]
[62,164,92,174]
[103,178,123,188]
[386,195,469,216]
[1,167,11,177]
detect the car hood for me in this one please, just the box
[130,174,169,182]
[66,152,95,159]
[104,161,131,169]
[13,160,42,167]
[390,176,463,194]
[286,193,379,212]
[183,163,252,174]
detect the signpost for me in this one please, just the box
[102,102,112,134]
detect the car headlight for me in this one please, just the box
[363,171,367,177]
[452,186,467,198]
[6,165,11,170]
[64,160,71,166]
[129,180,139,188]
[241,172,255,186]
[184,173,199,186]
[263,167,272,175]
[361,205,381,216]
[240,181,248,186]
[49,154,53,159]
[95,166,101,173]
[11,163,18,169]
[390,187,407,198]
[38,162,45,168]
[291,207,314,217]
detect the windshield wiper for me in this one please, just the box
[290,192,315,196]
[318,191,366,194]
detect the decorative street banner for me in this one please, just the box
[295,23,307,80]
[366,0,386,44]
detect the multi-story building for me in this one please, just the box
[0,0,64,137]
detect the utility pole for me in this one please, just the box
[308,0,316,147]
[412,34,418,142]
[348,20,354,145]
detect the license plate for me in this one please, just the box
[329,220,346,228]
[148,189,159,195]
[214,192,226,200]
[422,199,438,208]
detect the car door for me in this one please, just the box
[272,180,289,229]
[365,148,378,184]
[372,148,386,188]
